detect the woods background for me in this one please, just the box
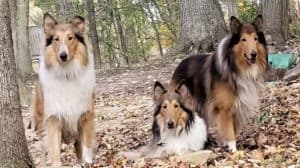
[26,0,299,68]
[0,0,300,167]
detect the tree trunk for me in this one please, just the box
[9,0,17,54]
[258,0,263,14]
[174,0,227,55]
[16,0,33,106]
[150,0,177,38]
[0,0,33,167]
[112,2,130,65]
[227,0,239,18]
[145,1,164,58]
[58,0,75,21]
[85,0,102,68]
[263,0,289,44]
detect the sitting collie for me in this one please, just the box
[170,15,268,152]
[121,81,207,159]
[31,13,96,165]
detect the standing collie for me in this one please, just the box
[170,15,267,152]
[31,13,96,165]
[122,81,207,159]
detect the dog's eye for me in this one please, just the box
[162,105,167,109]
[241,38,246,42]
[68,37,73,40]
[54,38,59,41]
[254,37,258,41]
[174,104,178,108]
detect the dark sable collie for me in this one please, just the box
[150,81,207,156]
[170,15,267,152]
[121,81,207,159]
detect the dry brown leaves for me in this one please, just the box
[24,61,300,167]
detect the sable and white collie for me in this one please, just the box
[170,15,268,152]
[122,81,207,159]
[31,13,96,166]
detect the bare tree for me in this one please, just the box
[145,1,164,58]
[110,0,129,65]
[263,0,289,44]
[9,0,33,106]
[59,0,76,21]
[227,0,239,18]
[85,0,102,68]
[0,0,33,167]
[172,0,227,55]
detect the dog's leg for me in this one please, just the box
[216,108,236,152]
[78,110,95,164]
[32,83,44,133]
[74,139,82,161]
[45,115,62,166]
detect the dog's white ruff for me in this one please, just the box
[150,114,207,157]
[39,47,95,132]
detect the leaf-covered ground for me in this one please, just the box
[24,60,300,167]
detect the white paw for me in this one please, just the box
[227,141,237,152]
[52,161,62,167]
[82,145,93,164]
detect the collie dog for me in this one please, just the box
[150,81,207,156]
[170,15,267,152]
[121,81,207,159]
[31,13,96,165]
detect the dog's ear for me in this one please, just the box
[69,16,85,35]
[252,15,263,32]
[175,80,190,98]
[154,81,165,102]
[230,16,242,34]
[43,13,57,38]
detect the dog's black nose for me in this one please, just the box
[167,121,174,128]
[250,51,257,59]
[59,52,68,61]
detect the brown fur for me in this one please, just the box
[155,99,189,131]
[31,82,44,133]
[31,13,95,165]
[32,75,95,166]
[233,30,267,72]
[170,15,268,150]
[44,14,88,69]
[152,81,197,139]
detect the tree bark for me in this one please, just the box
[0,0,33,167]
[263,0,289,44]
[174,0,227,55]
[258,0,263,14]
[58,0,75,22]
[227,0,239,18]
[85,0,102,68]
[15,0,33,106]
[9,0,17,54]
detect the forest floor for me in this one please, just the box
[23,55,300,167]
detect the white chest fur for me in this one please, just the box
[235,65,262,120]
[39,58,95,131]
[152,115,207,157]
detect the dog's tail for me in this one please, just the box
[117,144,159,160]
[117,150,143,160]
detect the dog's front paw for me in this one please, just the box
[227,141,237,152]
[82,146,93,164]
